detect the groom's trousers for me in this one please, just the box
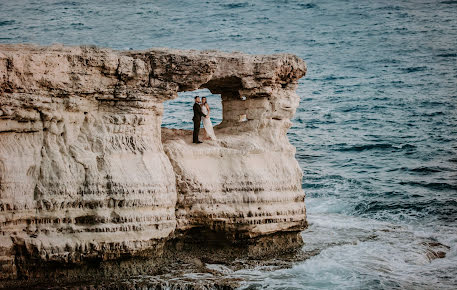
[193,120,200,143]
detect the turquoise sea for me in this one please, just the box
[1,0,456,288]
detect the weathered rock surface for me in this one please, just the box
[0,44,307,281]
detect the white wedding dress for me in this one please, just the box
[201,104,217,140]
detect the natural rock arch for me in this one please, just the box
[0,44,307,280]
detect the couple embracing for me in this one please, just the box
[192,96,217,143]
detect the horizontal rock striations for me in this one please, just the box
[0,44,307,280]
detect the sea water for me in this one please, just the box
[1,0,456,288]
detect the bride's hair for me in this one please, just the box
[201,97,207,104]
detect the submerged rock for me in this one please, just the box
[0,44,307,282]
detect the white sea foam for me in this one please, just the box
[237,212,456,289]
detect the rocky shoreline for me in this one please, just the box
[4,231,311,289]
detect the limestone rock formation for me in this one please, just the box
[0,44,307,280]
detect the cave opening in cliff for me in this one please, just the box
[162,88,222,130]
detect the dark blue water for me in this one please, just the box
[2,0,456,288]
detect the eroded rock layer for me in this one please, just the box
[0,44,307,280]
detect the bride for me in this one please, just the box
[201,97,217,140]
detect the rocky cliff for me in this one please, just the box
[0,44,307,281]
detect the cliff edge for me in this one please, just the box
[0,44,307,281]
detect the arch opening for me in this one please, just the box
[161,89,222,142]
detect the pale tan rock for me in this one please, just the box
[0,44,307,279]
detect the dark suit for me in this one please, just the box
[192,102,206,143]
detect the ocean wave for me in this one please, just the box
[398,181,457,191]
[222,2,250,9]
[388,166,455,174]
[297,3,317,9]
[0,20,15,26]
[354,198,457,218]
[409,166,452,173]
[437,53,457,57]
[54,1,80,6]
[334,143,416,152]
[401,66,428,73]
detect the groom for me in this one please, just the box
[192,96,206,144]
